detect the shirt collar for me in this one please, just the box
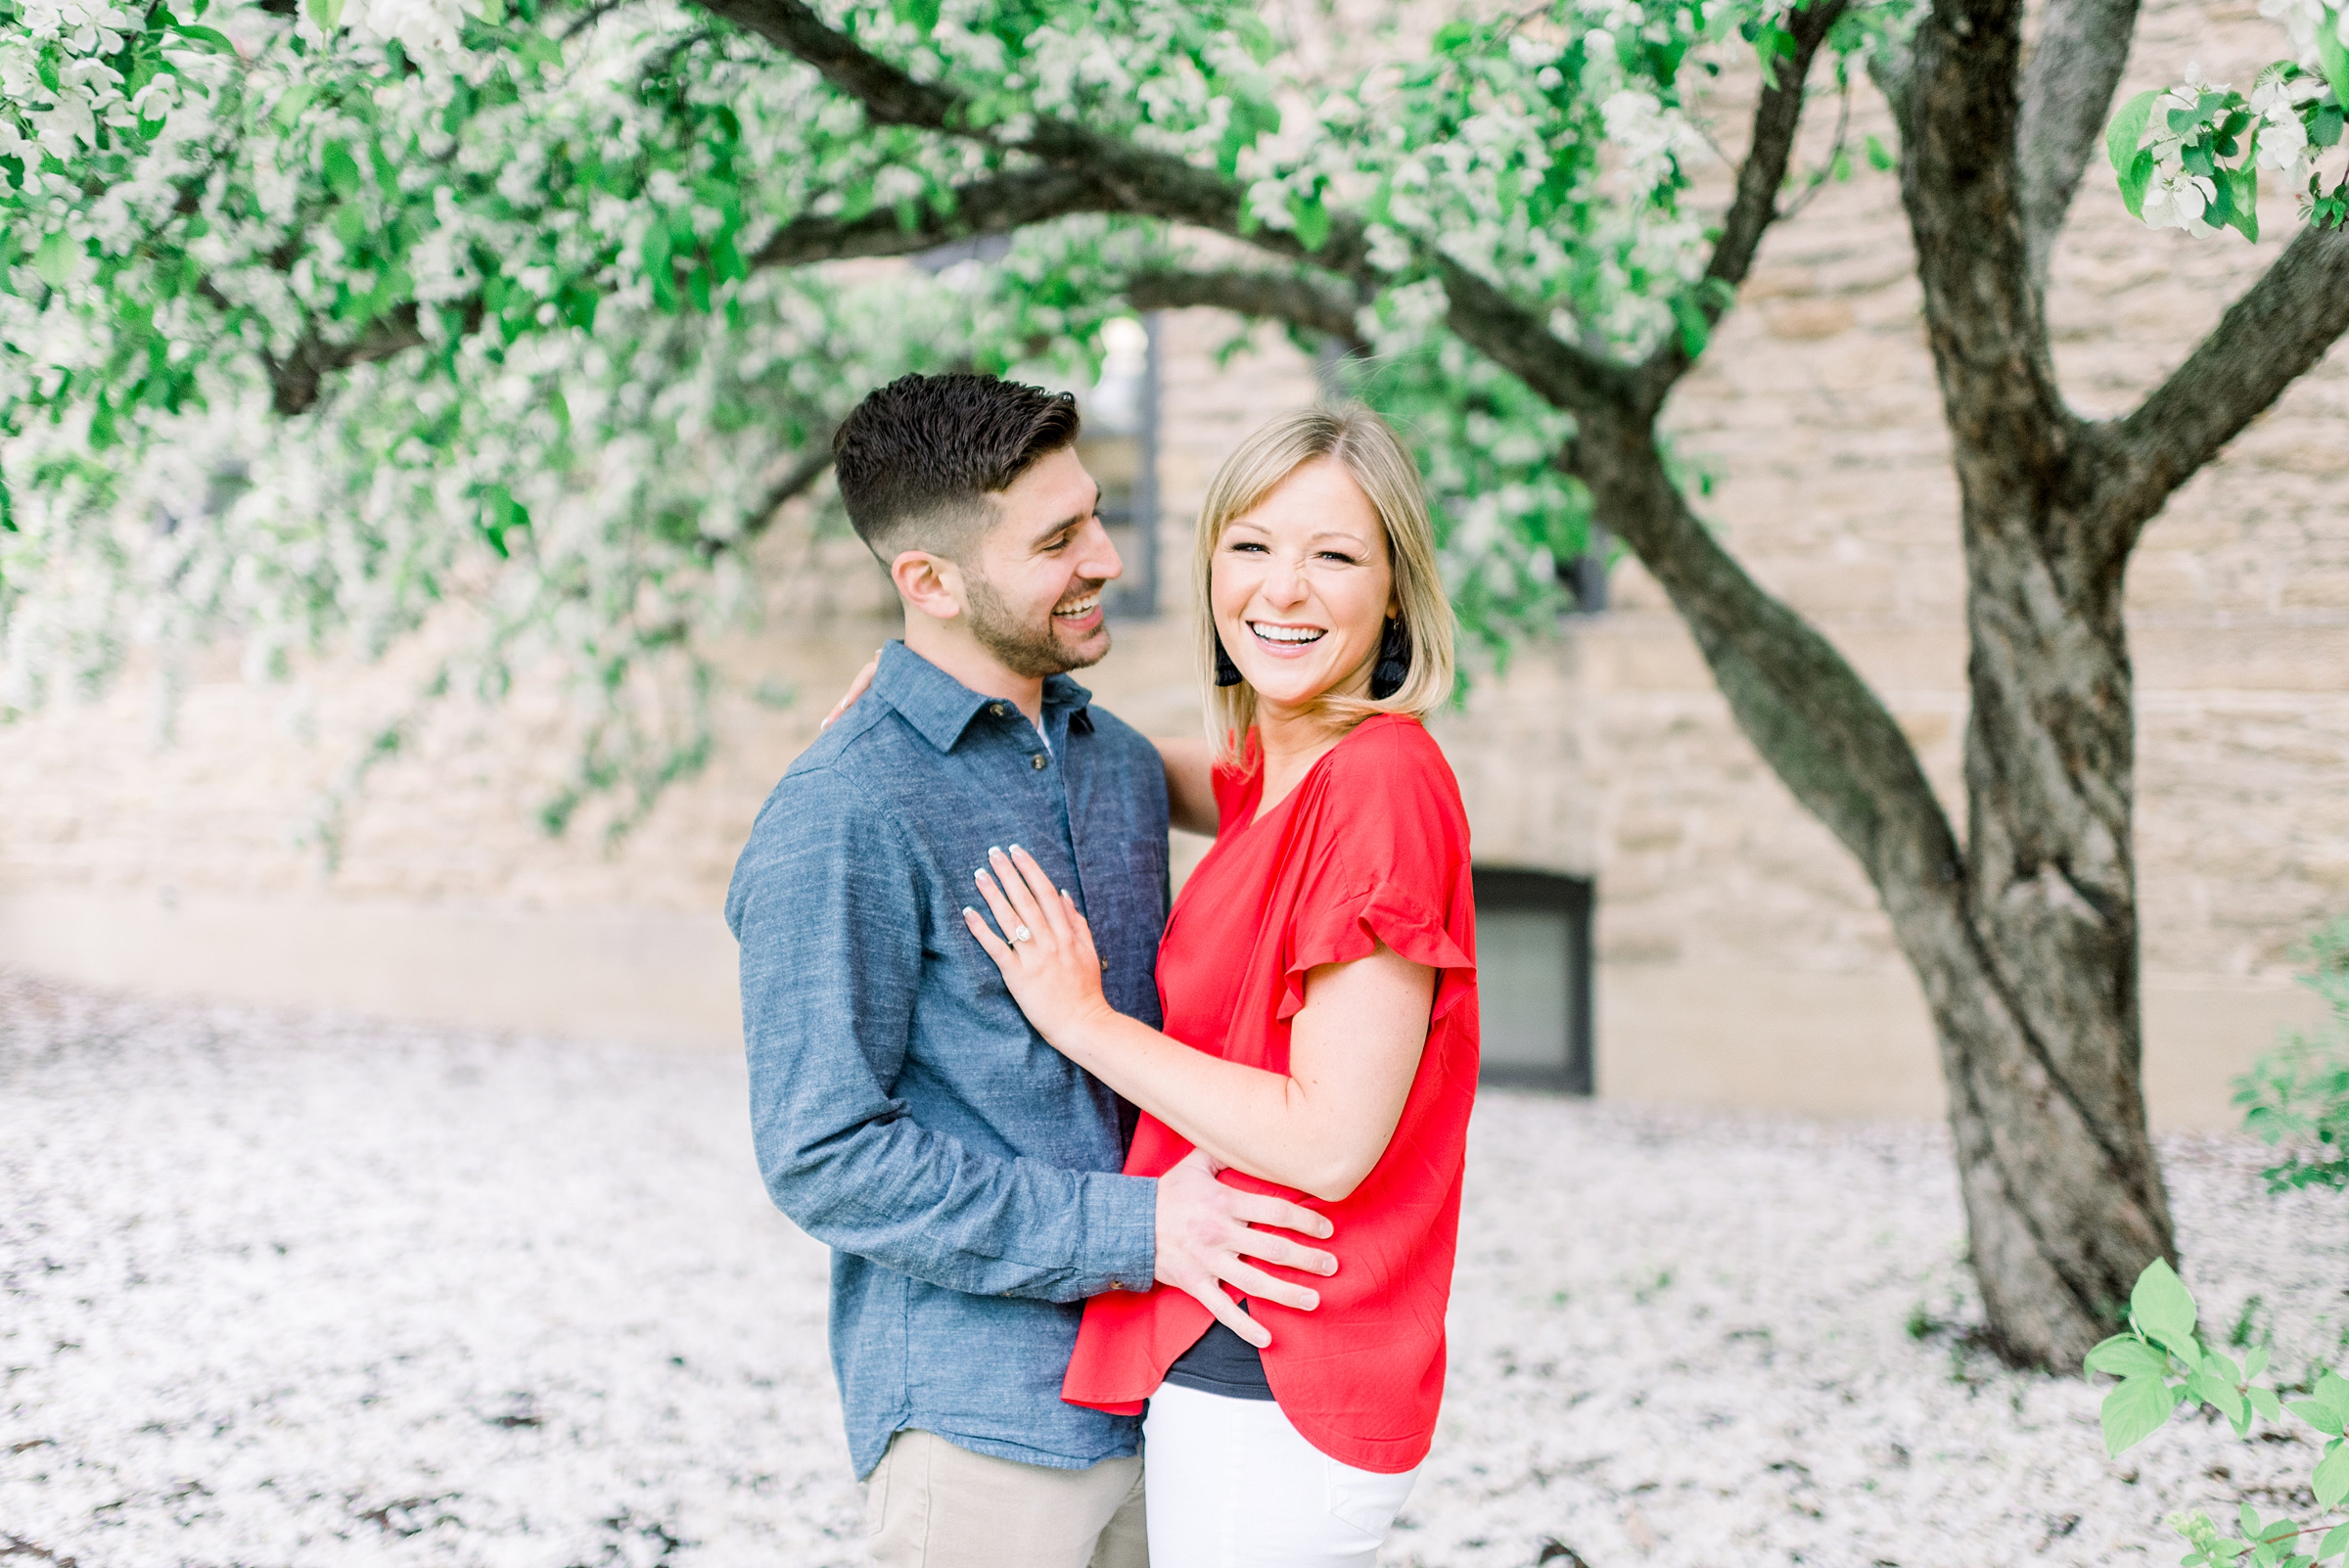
[873,641,1094,752]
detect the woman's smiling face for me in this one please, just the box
[1211,456,1395,713]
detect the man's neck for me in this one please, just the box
[901,618,1046,723]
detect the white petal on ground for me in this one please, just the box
[2,971,2335,1567]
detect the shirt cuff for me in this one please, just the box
[1079,1172,1157,1294]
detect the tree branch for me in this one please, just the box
[1636,0,1851,408]
[246,300,451,417]
[724,438,839,551]
[747,165,1115,268]
[253,167,1119,416]
[687,0,1635,418]
[2013,0,2141,294]
[1122,268,1366,348]
[688,0,963,129]
[1900,0,2075,509]
[1561,407,1964,908]
[2099,220,2349,557]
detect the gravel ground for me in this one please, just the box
[3,969,2342,1568]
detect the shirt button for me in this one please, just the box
[990,703,1007,717]
[1031,754,1047,770]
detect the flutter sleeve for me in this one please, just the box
[1274,719,1476,1025]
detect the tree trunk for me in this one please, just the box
[1889,0,2176,1366]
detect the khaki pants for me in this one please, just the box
[865,1429,1147,1568]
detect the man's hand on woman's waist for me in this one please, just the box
[1152,1147,1336,1349]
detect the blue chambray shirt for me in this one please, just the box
[725,641,1171,1479]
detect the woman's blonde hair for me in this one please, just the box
[1195,402,1456,761]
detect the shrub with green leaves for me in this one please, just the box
[2089,1260,2349,1568]
[2235,916,2349,1197]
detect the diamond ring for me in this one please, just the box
[1012,925,1033,944]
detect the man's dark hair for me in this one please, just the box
[831,373,1082,561]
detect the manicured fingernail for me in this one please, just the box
[989,846,1003,855]
[1008,843,1023,853]
[1303,1292,1319,1310]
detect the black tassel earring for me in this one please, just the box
[1369,617,1411,699]
[1213,631,1245,687]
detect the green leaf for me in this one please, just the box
[473,483,529,558]
[321,141,362,199]
[2319,10,2349,116]
[890,0,939,33]
[476,0,504,23]
[2316,1440,2349,1509]
[2133,1260,2198,1355]
[2318,1523,2348,1560]
[30,230,77,290]
[515,28,563,72]
[2294,1400,2348,1438]
[2222,164,2259,242]
[2250,1386,2284,1421]
[2108,89,2160,174]
[1232,11,1276,64]
[2089,1336,2171,1378]
[304,0,344,31]
[2189,1368,2248,1426]
[1289,194,1330,253]
[2246,1347,2271,1380]
[2120,148,2157,218]
[271,82,315,130]
[1865,132,1895,171]
[168,22,236,52]
[2103,1372,2180,1456]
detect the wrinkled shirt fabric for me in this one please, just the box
[727,641,1170,1478]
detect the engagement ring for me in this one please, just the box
[1012,925,1033,944]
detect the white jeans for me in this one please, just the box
[1141,1383,1419,1568]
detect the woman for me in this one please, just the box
[960,403,1480,1567]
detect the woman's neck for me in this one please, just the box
[1251,701,1354,822]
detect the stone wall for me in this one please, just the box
[3,0,2340,1123]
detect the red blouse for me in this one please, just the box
[1060,713,1480,1474]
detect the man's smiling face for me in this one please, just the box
[960,445,1124,678]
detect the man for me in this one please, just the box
[726,373,1337,1567]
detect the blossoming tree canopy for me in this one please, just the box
[0,0,1803,829]
[2106,0,2349,236]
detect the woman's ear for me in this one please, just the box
[891,550,965,623]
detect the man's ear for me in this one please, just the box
[891,549,965,623]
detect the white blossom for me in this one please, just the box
[2142,164,2218,230]
[2256,104,2312,173]
[2258,0,2349,63]
[1599,88,1703,198]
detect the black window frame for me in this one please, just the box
[1096,314,1162,621]
[1471,866,1595,1095]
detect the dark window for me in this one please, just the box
[1556,526,1612,614]
[1076,315,1162,619]
[1472,867,1594,1093]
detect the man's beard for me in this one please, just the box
[964,574,1111,679]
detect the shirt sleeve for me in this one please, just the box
[725,763,1156,1303]
[1275,726,1476,1025]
